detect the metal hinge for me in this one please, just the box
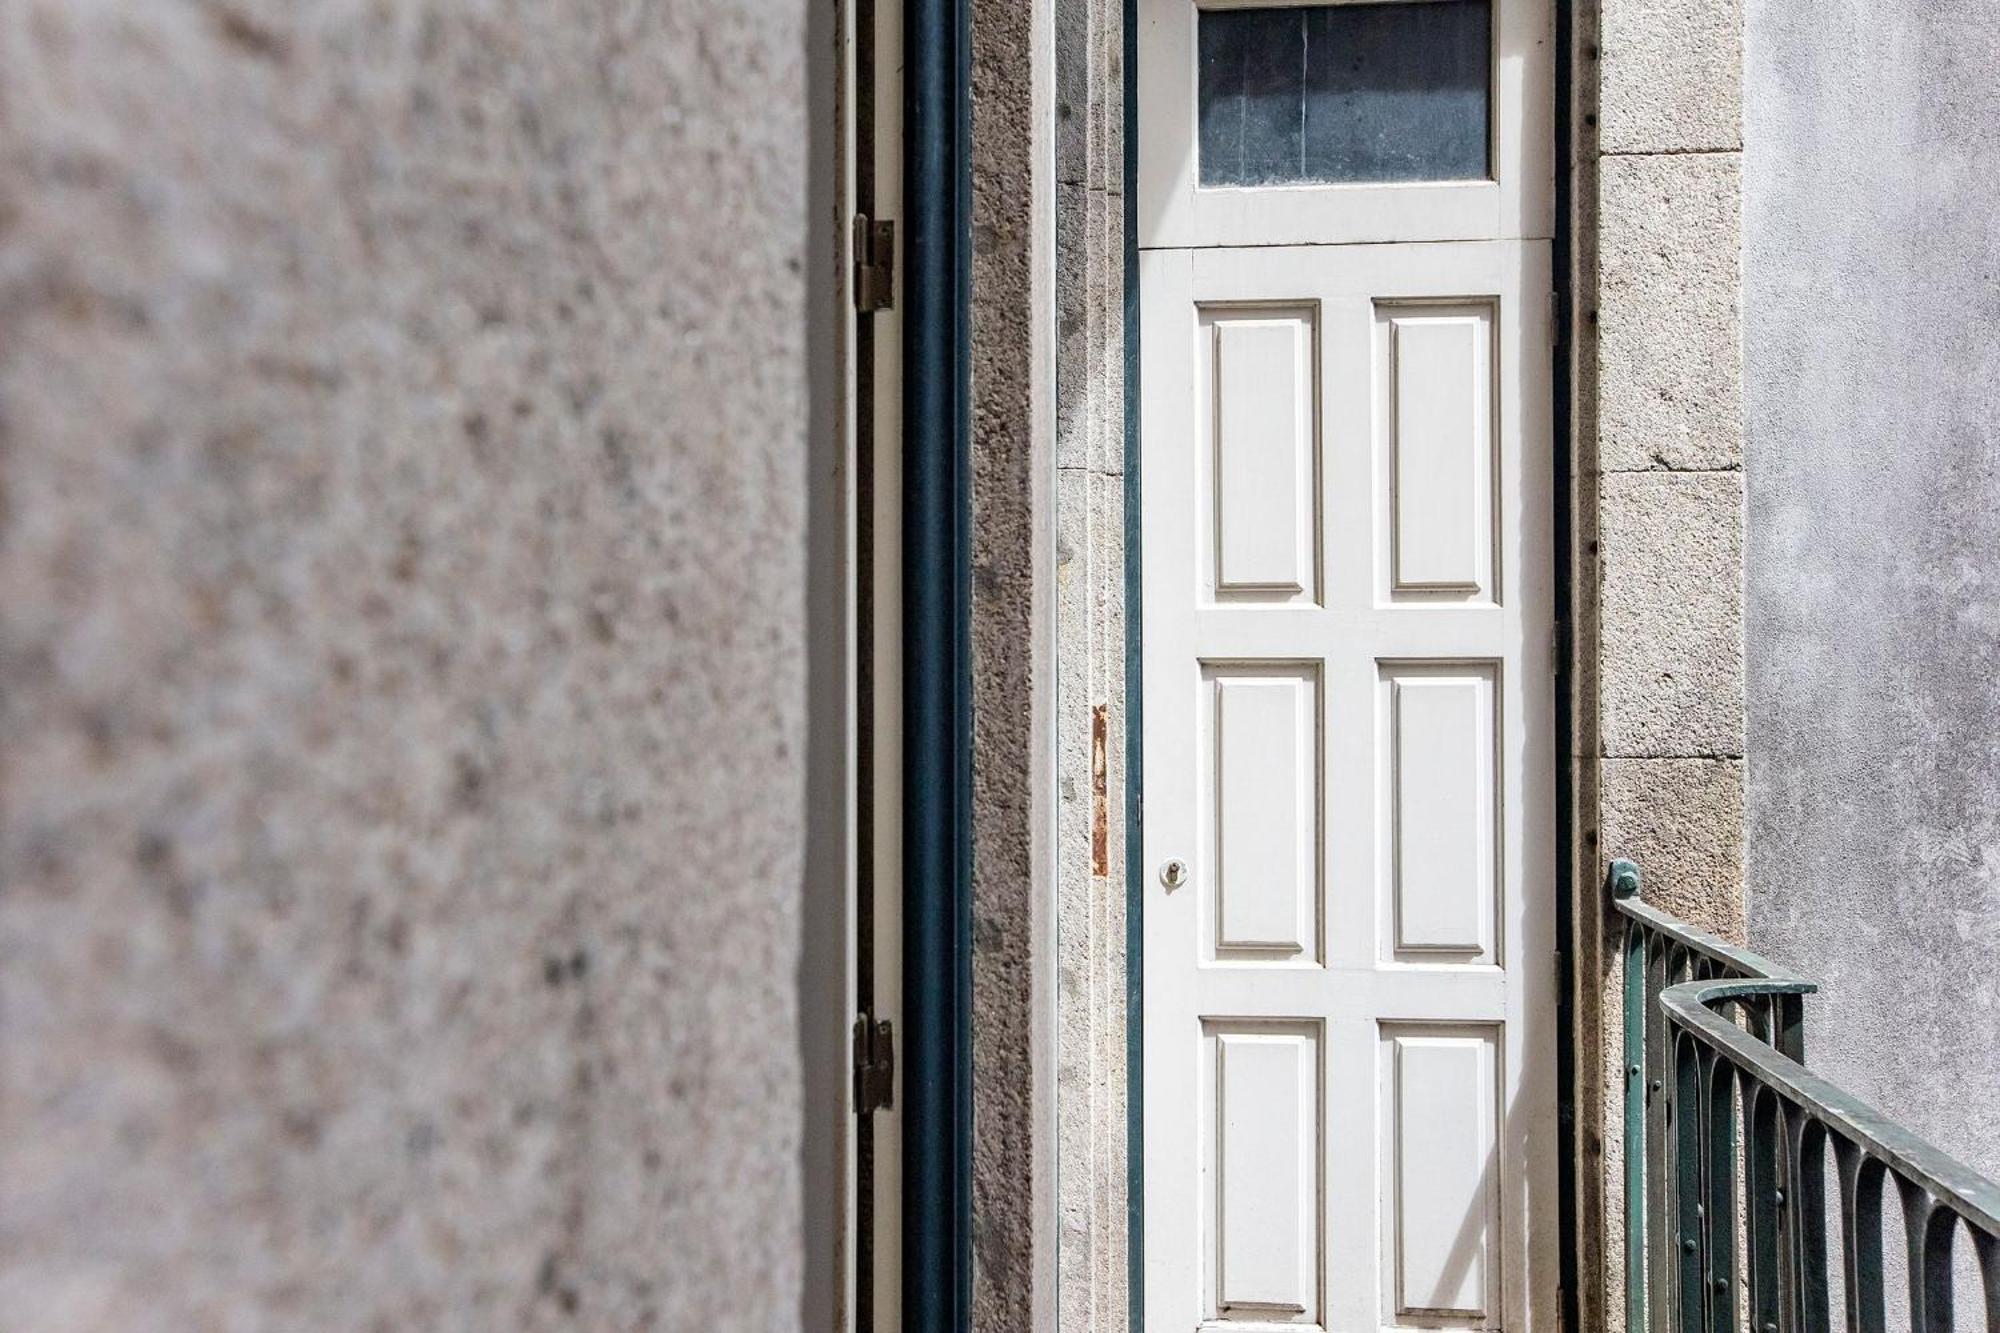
[852,1015,895,1113]
[852,215,895,313]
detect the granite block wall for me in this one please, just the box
[1576,0,1747,1325]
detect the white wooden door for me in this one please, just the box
[1138,2,1558,1330]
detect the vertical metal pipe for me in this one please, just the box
[900,0,971,1320]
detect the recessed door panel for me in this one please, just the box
[1384,665,1497,963]
[1381,1026,1500,1322]
[1205,664,1320,961]
[1202,308,1320,604]
[1383,305,1495,599]
[1206,1024,1322,1323]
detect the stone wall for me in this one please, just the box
[1052,0,1129,1324]
[1575,0,1747,1326]
[969,0,1057,1326]
[1590,0,1748,966]
[1743,0,2000,1182]
[0,2,809,1329]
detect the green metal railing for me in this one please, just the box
[1611,857,2000,1333]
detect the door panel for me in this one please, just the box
[1211,314,1319,600]
[1380,1027,1501,1321]
[1384,665,1496,964]
[1208,1024,1324,1323]
[1383,305,1494,597]
[1207,664,1323,962]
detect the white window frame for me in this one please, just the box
[1136,0,1554,250]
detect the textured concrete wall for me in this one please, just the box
[0,2,809,1329]
[1744,0,2000,1181]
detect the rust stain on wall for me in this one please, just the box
[1091,703,1109,877]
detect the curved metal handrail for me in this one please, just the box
[1609,856,2000,1333]
[1657,976,2000,1237]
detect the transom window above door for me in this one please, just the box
[1138,0,1550,249]
[1197,0,1493,187]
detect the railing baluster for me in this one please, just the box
[1628,917,1651,1333]
[1667,943,1694,1333]
[1678,1031,1709,1333]
[1788,1111,1832,1333]
[1747,993,1772,1045]
[1651,932,1676,1333]
[1750,1086,1783,1333]
[1899,1180,1957,1333]
[1705,1051,1739,1333]
[1973,1228,2000,1332]
[1835,1140,1886,1333]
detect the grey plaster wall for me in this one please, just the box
[1744,0,2000,1180]
[0,2,810,1329]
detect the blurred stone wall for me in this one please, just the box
[0,2,807,1328]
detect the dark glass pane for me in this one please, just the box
[1198,1,1492,187]
[1198,7,1308,187]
